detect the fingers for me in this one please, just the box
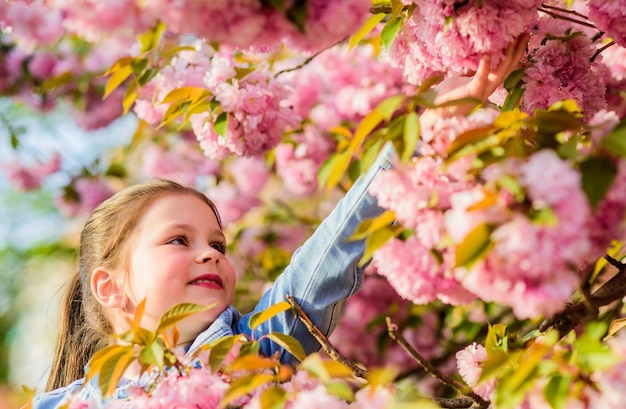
[492,33,529,83]
[472,53,491,98]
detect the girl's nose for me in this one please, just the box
[196,247,218,264]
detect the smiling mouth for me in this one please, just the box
[189,274,223,289]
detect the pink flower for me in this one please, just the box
[55,177,115,218]
[522,18,607,119]
[7,0,64,50]
[275,125,335,195]
[588,0,626,47]
[390,0,538,85]
[455,342,495,399]
[2,153,61,191]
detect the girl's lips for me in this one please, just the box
[189,274,223,289]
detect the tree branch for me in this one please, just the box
[538,6,597,29]
[386,317,490,409]
[285,294,367,378]
[540,255,626,336]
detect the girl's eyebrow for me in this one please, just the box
[167,223,226,240]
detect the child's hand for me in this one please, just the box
[421,33,529,124]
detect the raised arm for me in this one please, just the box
[240,142,396,364]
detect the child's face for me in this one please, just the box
[124,193,236,343]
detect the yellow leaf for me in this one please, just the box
[324,150,352,194]
[99,347,135,397]
[156,302,214,333]
[133,298,147,327]
[259,387,287,409]
[264,332,306,362]
[329,125,353,140]
[359,224,404,267]
[160,86,207,104]
[349,210,396,241]
[249,301,292,331]
[349,14,386,50]
[446,125,497,158]
[220,373,274,408]
[454,223,494,268]
[122,80,138,115]
[228,354,277,372]
[103,57,134,76]
[467,189,498,211]
[607,317,626,338]
[350,110,384,155]
[104,65,133,99]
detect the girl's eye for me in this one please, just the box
[168,235,188,246]
[211,241,227,254]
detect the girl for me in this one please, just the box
[31,36,527,409]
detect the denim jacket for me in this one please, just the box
[32,143,395,409]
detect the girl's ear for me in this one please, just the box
[91,267,125,309]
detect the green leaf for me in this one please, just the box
[214,112,229,138]
[129,58,148,77]
[600,120,626,157]
[544,373,571,409]
[454,223,494,268]
[502,85,525,112]
[402,111,419,163]
[381,16,403,50]
[349,13,386,49]
[503,68,526,91]
[156,302,213,333]
[530,109,584,135]
[325,381,355,402]
[207,335,239,373]
[446,125,497,158]
[580,156,617,209]
[139,340,165,368]
[285,0,308,33]
[376,94,405,120]
[556,132,578,160]
[249,301,292,331]
[264,332,306,362]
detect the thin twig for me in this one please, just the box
[538,7,597,29]
[285,294,368,378]
[434,397,475,409]
[540,4,590,20]
[591,41,615,62]
[386,317,490,409]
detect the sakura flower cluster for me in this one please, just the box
[370,107,626,319]
[390,0,542,85]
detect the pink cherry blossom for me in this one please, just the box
[588,0,626,47]
[522,17,607,119]
[2,153,61,191]
[390,0,539,85]
[455,342,495,400]
[55,177,115,218]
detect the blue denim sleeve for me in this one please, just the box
[237,143,396,364]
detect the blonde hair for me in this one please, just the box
[45,179,221,391]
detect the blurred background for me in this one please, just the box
[0,97,137,407]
